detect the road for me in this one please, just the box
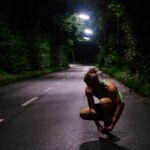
[0,64,150,150]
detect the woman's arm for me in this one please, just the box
[85,87,94,108]
[105,81,124,131]
[107,94,124,131]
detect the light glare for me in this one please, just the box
[79,14,90,20]
[84,29,93,34]
[84,37,90,40]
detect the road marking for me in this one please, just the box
[21,97,38,107]
[44,87,53,93]
[55,81,61,85]
[0,119,4,123]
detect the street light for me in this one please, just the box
[79,14,90,20]
[83,37,90,40]
[84,29,93,35]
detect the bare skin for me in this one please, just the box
[80,79,124,133]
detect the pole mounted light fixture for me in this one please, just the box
[79,14,90,20]
[84,37,90,40]
[84,29,93,35]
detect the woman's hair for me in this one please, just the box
[84,68,99,86]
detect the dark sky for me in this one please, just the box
[66,0,90,12]
[66,0,106,16]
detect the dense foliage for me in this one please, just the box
[97,0,149,74]
[0,0,83,74]
[93,0,150,97]
[0,0,149,96]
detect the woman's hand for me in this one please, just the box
[97,126,104,133]
[107,124,114,131]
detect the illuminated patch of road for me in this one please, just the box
[21,74,72,107]
[67,74,73,78]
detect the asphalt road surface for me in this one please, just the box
[0,64,150,150]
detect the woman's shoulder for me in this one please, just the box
[105,80,118,93]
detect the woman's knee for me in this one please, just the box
[80,112,89,120]
[80,107,96,120]
[80,108,86,119]
[100,98,113,106]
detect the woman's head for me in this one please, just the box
[84,68,100,87]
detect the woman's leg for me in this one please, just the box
[99,98,113,128]
[80,106,97,120]
[80,106,103,131]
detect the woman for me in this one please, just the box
[80,68,124,133]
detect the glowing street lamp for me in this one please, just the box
[84,29,93,35]
[83,37,90,40]
[79,14,90,20]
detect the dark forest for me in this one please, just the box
[0,0,149,97]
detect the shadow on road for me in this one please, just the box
[80,138,132,150]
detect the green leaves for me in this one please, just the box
[32,33,51,70]
[0,18,29,73]
[61,13,85,38]
[108,0,125,17]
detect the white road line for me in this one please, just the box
[0,119,4,123]
[55,81,61,85]
[21,97,38,107]
[44,87,53,93]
